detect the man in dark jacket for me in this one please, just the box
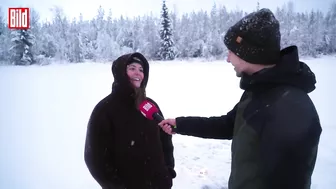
[159,8,322,189]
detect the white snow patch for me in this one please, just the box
[0,56,335,189]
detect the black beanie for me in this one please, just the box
[127,56,144,67]
[224,8,281,65]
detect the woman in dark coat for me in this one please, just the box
[84,52,176,189]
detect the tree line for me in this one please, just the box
[0,1,335,65]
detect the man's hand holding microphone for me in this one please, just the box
[158,119,177,135]
[138,100,177,135]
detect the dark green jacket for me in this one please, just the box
[174,46,322,189]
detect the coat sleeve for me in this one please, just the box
[258,92,322,189]
[174,103,237,139]
[147,98,176,178]
[84,100,123,188]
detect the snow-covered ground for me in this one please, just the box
[0,56,335,189]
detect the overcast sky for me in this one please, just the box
[2,0,334,22]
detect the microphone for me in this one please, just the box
[138,100,177,132]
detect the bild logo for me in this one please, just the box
[8,8,30,29]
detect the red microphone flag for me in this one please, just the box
[139,100,159,120]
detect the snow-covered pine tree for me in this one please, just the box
[177,14,193,58]
[50,6,70,61]
[325,2,336,54]
[204,3,225,59]
[106,9,113,38]
[0,7,5,37]
[140,14,161,59]
[169,6,180,58]
[158,0,175,60]
[67,18,84,63]
[39,23,57,58]
[79,16,96,60]
[256,2,260,11]
[115,16,134,55]
[0,7,11,63]
[9,29,35,65]
[29,8,41,56]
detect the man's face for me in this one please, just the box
[226,51,246,77]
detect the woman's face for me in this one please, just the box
[126,62,144,88]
